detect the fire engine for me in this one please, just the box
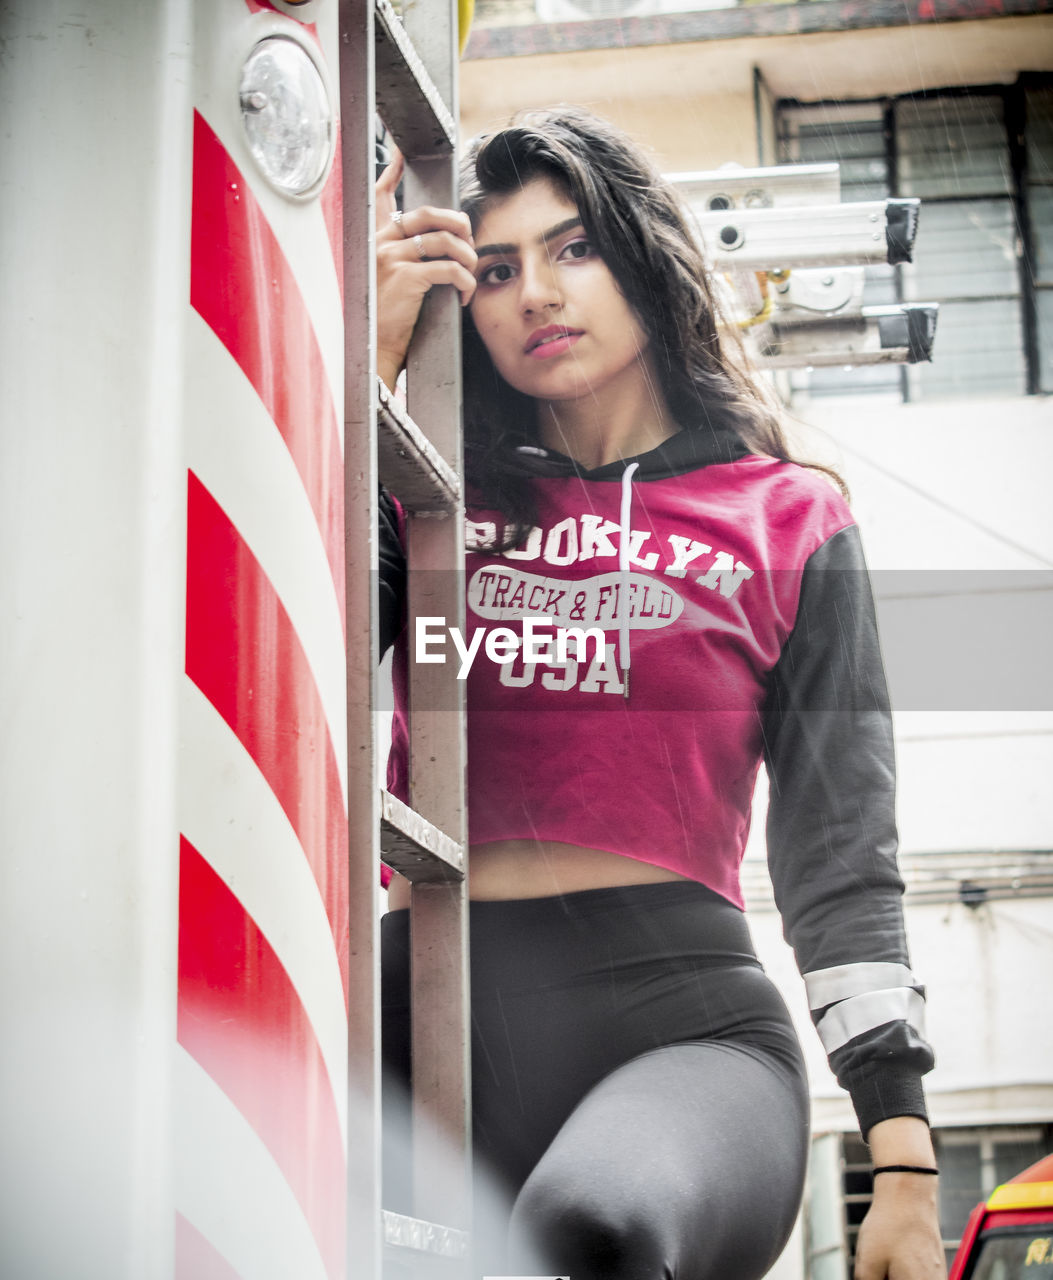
[0,3,934,1277]
[949,1153,1053,1280]
[2,3,471,1276]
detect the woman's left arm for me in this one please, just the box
[763,519,945,1278]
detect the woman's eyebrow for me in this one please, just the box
[541,215,585,245]
[475,216,585,259]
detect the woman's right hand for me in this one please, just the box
[375,148,477,391]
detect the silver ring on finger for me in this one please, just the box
[390,209,406,235]
[413,233,428,261]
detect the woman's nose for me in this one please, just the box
[518,253,561,313]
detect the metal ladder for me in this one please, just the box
[341,1,470,1276]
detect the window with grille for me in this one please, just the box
[776,76,1053,401]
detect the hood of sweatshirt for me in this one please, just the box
[503,421,749,483]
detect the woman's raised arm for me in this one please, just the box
[374,149,477,391]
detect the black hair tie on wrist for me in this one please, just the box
[872,1164,939,1176]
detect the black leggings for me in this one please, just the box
[381,880,810,1279]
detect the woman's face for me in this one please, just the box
[468,177,652,408]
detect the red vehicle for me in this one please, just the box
[948,1153,1053,1279]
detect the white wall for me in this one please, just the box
[791,394,1053,865]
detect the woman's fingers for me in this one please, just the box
[375,149,404,229]
[381,227,478,274]
[377,213,478,313]
[379,252,477,309]
[377,259,478,387]
[399,204,474,246]
[418,257,478,307]
[375,151,475,268]
[378,203,474,252]
[377,250,477,387]
[374,157,478,384]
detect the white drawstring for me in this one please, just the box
[618,462,639,700]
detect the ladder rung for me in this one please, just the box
[382,1210,469,1258]
[380,789,465,882]
[374,0,456,161]
[377,379,461,514]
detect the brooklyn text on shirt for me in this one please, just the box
[466,513,755,593]
[415,517,756,683]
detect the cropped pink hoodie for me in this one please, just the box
[380,425,934,1138]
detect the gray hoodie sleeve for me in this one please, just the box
[761,523,935,1138]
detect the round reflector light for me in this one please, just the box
[239,37,332,197]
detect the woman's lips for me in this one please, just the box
[525,326,583,359]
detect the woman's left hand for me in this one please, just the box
[853,1172,946,1279]
[854,1116,947,1278]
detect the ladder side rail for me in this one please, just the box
[403,517,470,1233]
[401,194,471,1245]
[356,0,472,1251]
[396,0,472,1238]
[341,3,384,1278]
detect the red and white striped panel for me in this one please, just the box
[178,6,347,1279]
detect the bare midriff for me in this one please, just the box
[386,839,692,910]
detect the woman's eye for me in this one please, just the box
[561,238,592,260]
[479,261,515,285]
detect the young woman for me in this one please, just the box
[375,108,945,1279]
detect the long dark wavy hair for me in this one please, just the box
[459,106,844,542]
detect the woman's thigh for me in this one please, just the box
[507,1040,810,1280]
[383,884,809,1275]
[461,885,804,1195]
